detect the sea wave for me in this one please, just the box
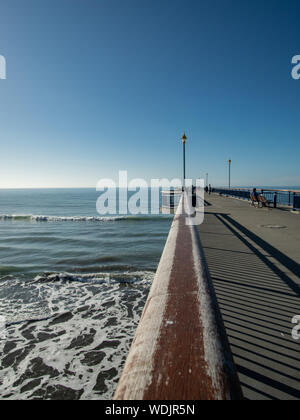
[0,214,126,222]
[0,214,172,222]
[0,265,21,275]
[32,270,154,285]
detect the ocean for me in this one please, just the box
[0,189,173,400]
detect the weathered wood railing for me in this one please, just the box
[114,194,242,400]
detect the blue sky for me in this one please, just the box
[0,0,299,188]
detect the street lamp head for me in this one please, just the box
[181,133,187,144]
[228,159,231,164]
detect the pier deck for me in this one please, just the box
[198,194,300,400]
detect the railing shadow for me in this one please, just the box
[204,200,212,207]
[197,212,300,400]
[217,213,300,295]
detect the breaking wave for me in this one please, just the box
[0,214,172,222]
[0,214,126,222]
[32,270,155,285]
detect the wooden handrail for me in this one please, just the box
[114,195,242,400]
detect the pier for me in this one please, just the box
[197,193,300,400]
[114,192,300,400]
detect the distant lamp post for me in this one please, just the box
[228,159,232,189]
[206,173,208,188]
[181,133,187,189]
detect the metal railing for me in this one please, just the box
[161,189,182,210]
[213,188,300,210]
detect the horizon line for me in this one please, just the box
[0,184,300,191]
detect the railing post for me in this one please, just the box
[273,192,277,208]
[293,193,296,211]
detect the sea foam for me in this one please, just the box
[0,214,126,222]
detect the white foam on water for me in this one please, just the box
[0,270,154,400]
[0,214,172,223]
[0,214,126,222]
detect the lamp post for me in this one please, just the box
[181,133,187,189]
[206,173,208,188]
[228,159,231,189]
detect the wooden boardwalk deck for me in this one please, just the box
[198,194,300,400]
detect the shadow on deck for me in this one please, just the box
[198,211,300,400]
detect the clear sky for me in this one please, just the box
[0,0,299,188]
